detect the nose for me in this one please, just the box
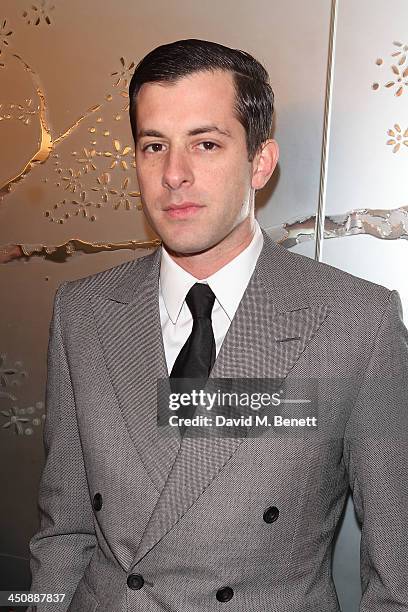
[162,147,194,191]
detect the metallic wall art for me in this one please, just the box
[0,19,13,67]
[324,14,408,220]
[1,1,334,258]
[0,50,141,229]
[267,204,408,248]
[0,97,38,125]
[0,353,44,436]
[372,41,408,95]
[0,53,53,196]
[386,124,408,152]
[2,204,406,264]
[0,237,159,263]
[0,19,405,259]
[22,2,55,27]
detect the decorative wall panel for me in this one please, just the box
[0,0,333,596]
[322,3,407,610]
[321,0,407,309]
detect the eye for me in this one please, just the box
[143,143,165,153]
[197,141,219,151]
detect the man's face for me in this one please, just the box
[134,70,261,255]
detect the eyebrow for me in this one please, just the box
[188,125,232,138]
[137,125,232,139]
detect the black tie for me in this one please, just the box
[170,283,216,429]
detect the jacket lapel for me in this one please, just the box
[89,249,181,497]
[133,232,330,565]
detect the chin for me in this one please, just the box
[162,236,215,256]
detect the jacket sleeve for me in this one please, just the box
[343,289,408,611]
[29,282,97,611]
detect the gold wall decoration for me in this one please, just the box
[0,19,13,67]
[0,97,37,124]
[111,57,135,89]
[392,40,408,63]
[22,1,54,26]
[386,124,408,152]
[0,238,159,263]
[0,53,55,196]
[372,41,408,95]
[0,8,151,260]
[0,53,139,215]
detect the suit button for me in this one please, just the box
[216,586,234,602]
[93,493,102,511]
[127,574,144,590]
[263,506,279,523]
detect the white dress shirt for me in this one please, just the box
[159,220,264,374]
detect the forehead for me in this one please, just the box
[135,70,239,131]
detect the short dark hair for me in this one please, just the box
[128,39,274,161]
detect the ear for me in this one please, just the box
[251,139,279,190]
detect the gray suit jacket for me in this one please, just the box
[29,231,408,611]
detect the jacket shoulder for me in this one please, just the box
[57,249,158,302]
[270,239,392,304]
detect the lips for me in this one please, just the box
[164,202,204,218]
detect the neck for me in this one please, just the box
[165,218,256,279]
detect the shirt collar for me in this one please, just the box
[159,220,264,323]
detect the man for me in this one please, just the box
[29,39,408,611]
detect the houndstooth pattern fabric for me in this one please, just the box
[28,231,408,611]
